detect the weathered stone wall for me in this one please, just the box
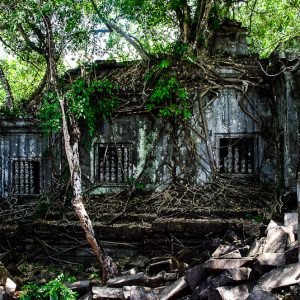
[0,119,54,198]
[196,82,275,184]
[78,78,276,195]
[80,115,155,194]
[273,47,300,193]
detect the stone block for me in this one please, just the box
[5,277,16,294]
[215,285,249,300]
[247,238,266,256]
[255,263,300,291]
[212,245,237,258]
[247,289,279,300]
[107,272,147,288]
[264,227,287,253]
[159,277,188,300]
[219,249,242,259]
[184,265,206,290]
[92,287,124,299]
[284,212,298,233]
[202,258,253,270]
[285,244,298,264]
[129,286,158,300]
[255,253,286,266]
[211,268,252,287]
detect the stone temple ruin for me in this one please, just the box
[0,20,299,201]
[0,19,300,300]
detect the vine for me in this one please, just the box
[39,78,119,135]
[145,59,191,120]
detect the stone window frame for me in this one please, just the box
[215,133,259,176]
[10,157,41,196]
[93,142,134,186]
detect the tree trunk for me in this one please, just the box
[0,64,13,110]
[43,13,117,283]
[183,4,191,44]
[59,98,117,282]
[193,0,212,49]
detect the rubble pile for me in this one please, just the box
[0,214,298,299]
[87,216,299,300]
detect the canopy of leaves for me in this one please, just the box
[231,0,300,57]
[0,0,299,108]
[0,58,44,110]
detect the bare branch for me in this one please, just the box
[0,63,13,110]
[90,0,150,60]
[18,25,45,55]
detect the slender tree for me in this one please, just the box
[0,0,117,282]
[0,63,13,110]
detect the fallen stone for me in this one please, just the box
[107,272,147,288]
[212,245,237,258]
[92,287,124,299]
[189,274,215,300]
[219,249,242,259]
[265,220,295,246]
[129,286,158,300]
[130,286,147,300]
[211,268,252,287]
[159,277,188,300]
[255,263,300,291]
[247,238,266,256]
[184,265,206,290]
[264,226,287,253]
[202,258,253,270]
[284,212,298,233]
[246,289,279,300]
[148,272,177,287]
[255,253,286,266]
[148,259,173,275]
[285,243,298,264]
[265,220,280,233]
[123,286,131,299]
[5,277,16,294]
[215,285,249,300]
[191,286,211,300]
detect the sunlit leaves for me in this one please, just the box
[232,0,300,56]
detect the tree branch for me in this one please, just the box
[26,69,48,110]
[18,25,45,55]
[0,63,13,110]
[90,0,150,60]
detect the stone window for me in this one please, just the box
[94,143,133,183]
[219,137,255,174]
[12,160,40,195]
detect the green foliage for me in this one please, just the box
[35,199,52,218]
[245,213,266,223]
[127,175,146,191]
[232,0,300,57]
[146,60,191,119]
[20,274,78,300]
[0,58,45,109]
[66,77,119,135]
[38,92,62,133]
[39,78,119,135]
